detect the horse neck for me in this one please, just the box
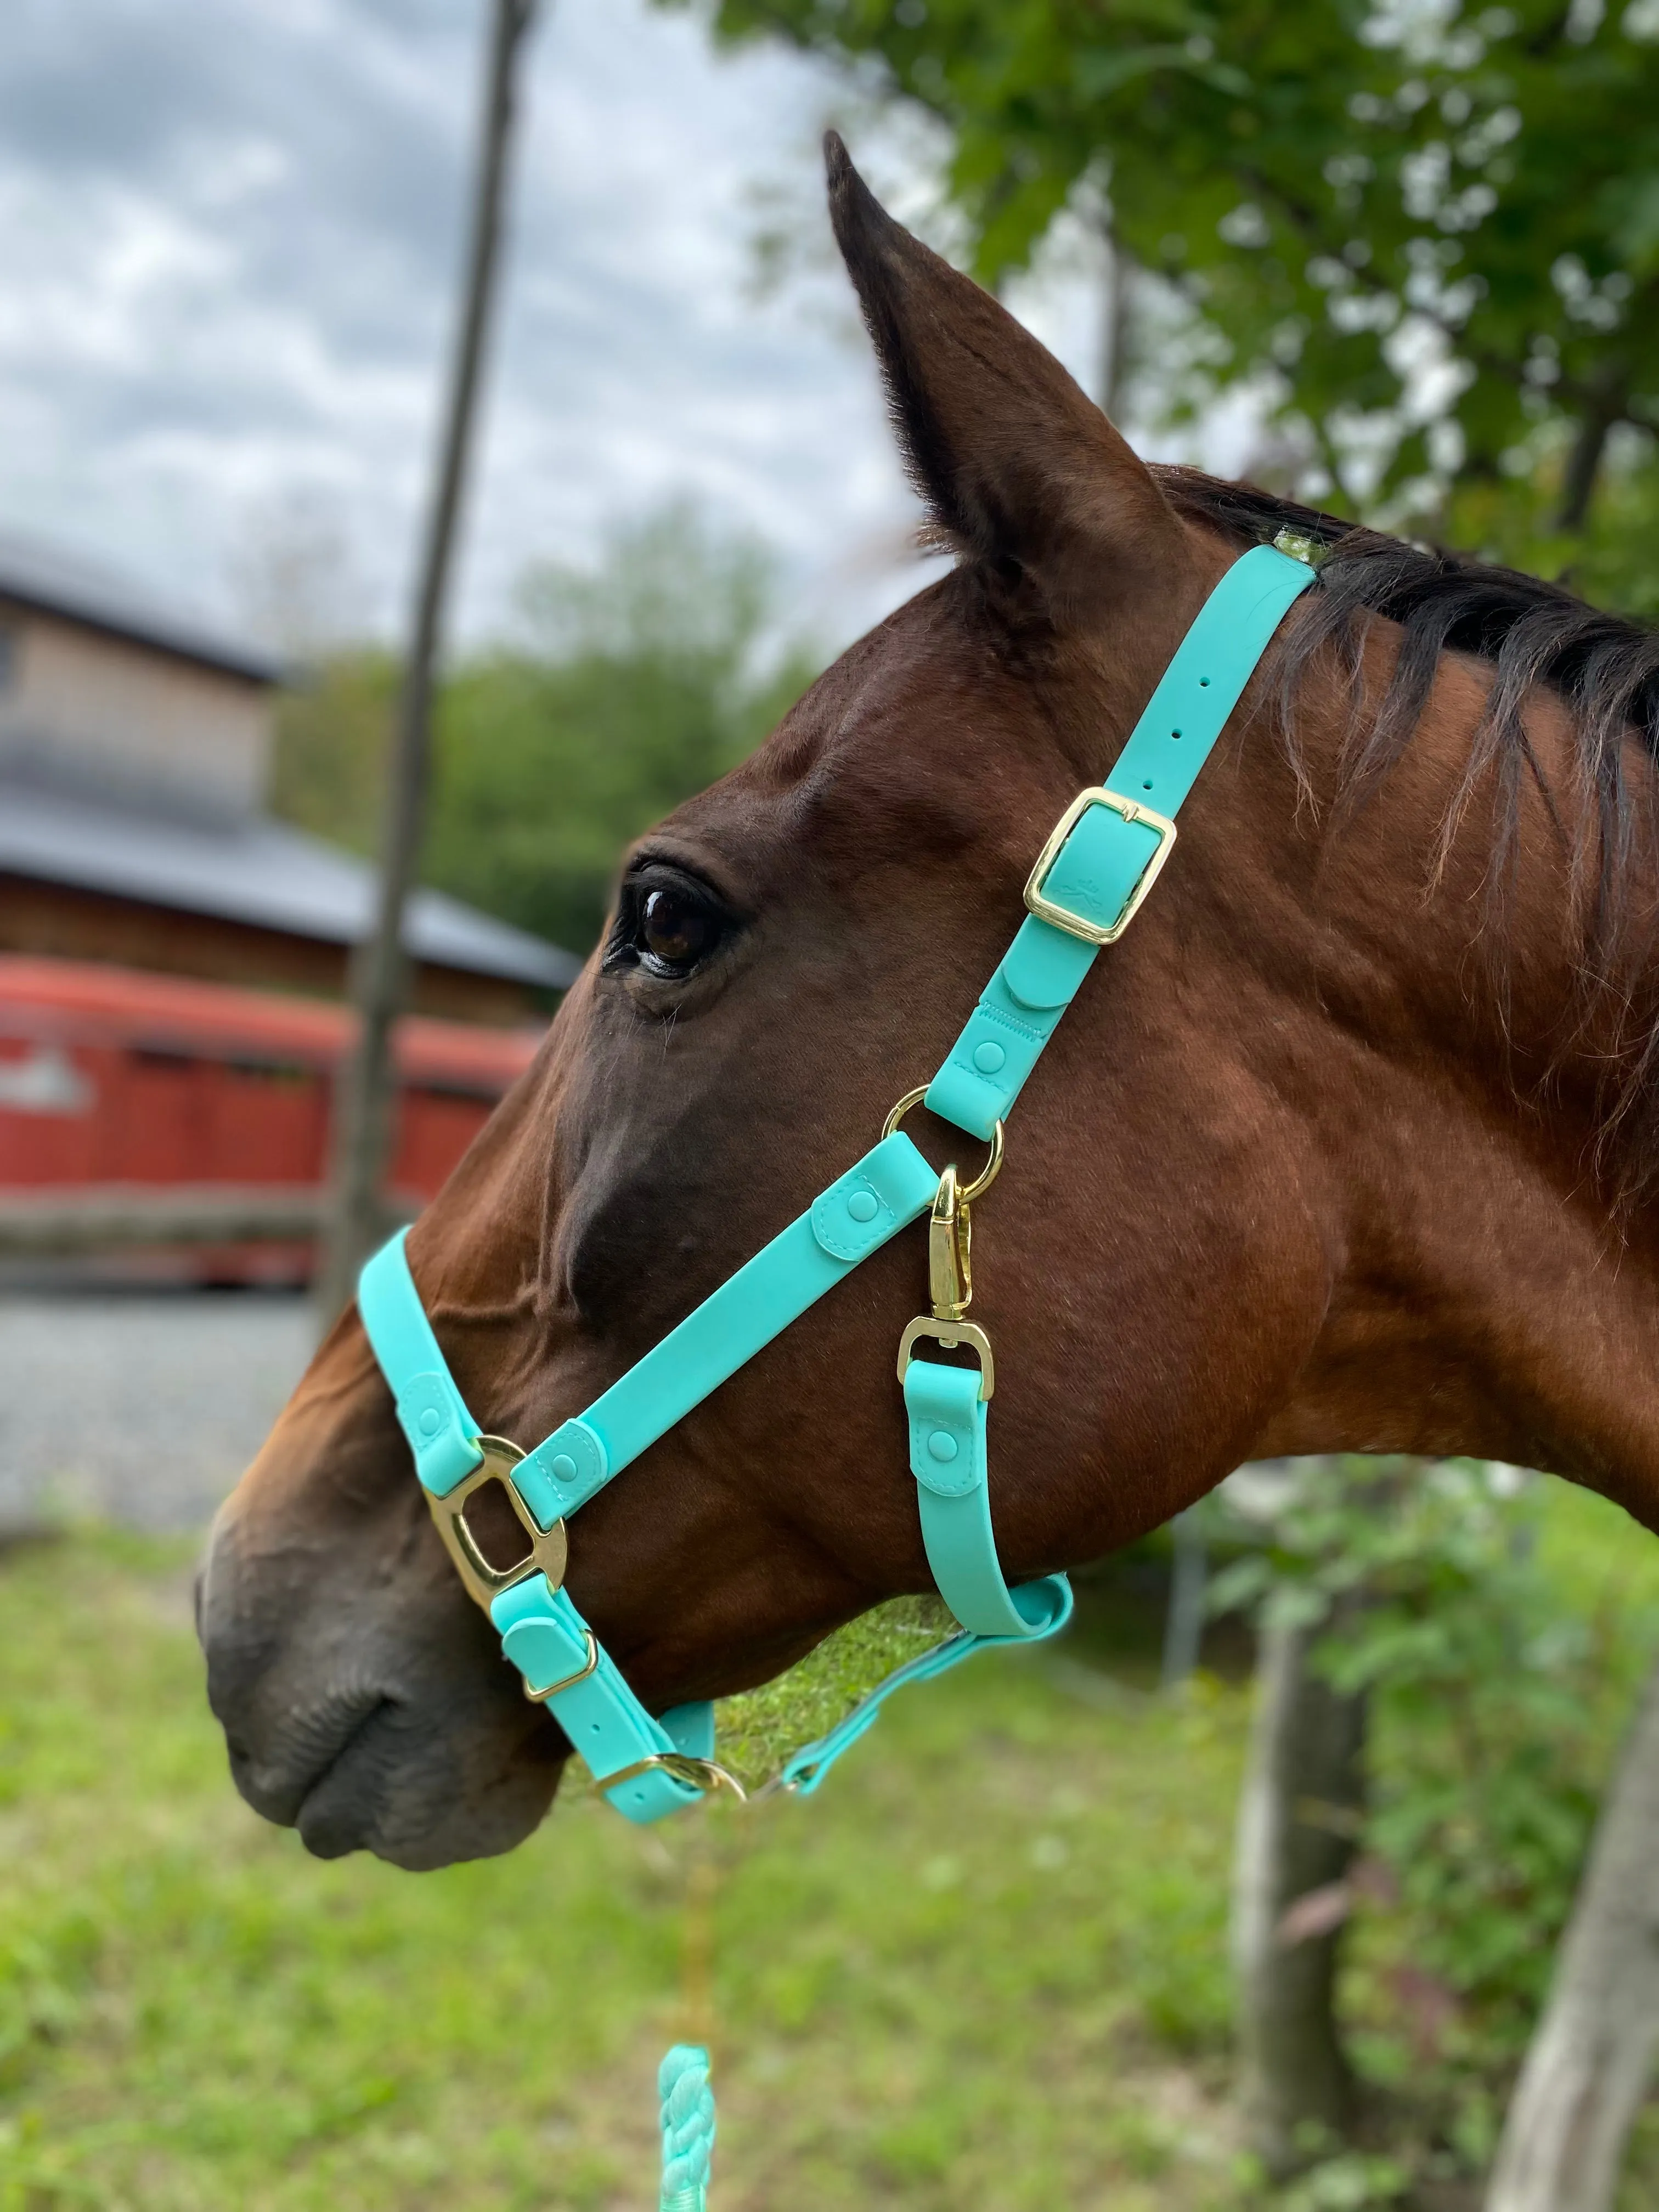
[1239,629,1659,1522]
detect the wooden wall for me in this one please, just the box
[0,602,272,822]
[0,876,546,1026]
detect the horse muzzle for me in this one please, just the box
[197,1464,565,1871]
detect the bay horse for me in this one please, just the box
[201,137,1659,1871]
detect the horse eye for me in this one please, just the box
[638,886,719,973]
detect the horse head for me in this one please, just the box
[199,138,1659,1869]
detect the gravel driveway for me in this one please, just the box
[0,1293,314,1534]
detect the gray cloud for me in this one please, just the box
[0,0,963,653]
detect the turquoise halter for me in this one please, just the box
[357,543,1315,1824]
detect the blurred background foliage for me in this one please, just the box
[274,3,1659,972]
[1210,1456,1656,2188]
[271,503,817,960]
[688,0,1659,543]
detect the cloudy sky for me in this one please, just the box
[0,0,1131,662]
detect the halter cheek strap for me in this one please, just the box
[358,542,1316,1820]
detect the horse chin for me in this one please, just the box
[198,1492,567,1871]
[292,1712,565,1871]
[283,1689,565,1871]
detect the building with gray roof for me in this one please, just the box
[0,532,579,1021]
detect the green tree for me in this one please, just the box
[684,0,1659,529]
[270,647,397,859]
[271,504,818,960]
[1214,1458,1658,2188]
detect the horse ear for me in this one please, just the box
[825,132,1183,624]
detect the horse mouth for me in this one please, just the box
[290,1698,405,1860]
[222,1689,398,1850]
[199,1490,568,1872]
[218,1668,567,1871]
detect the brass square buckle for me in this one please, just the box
[522,1624,600,1704]
[426,1434,569,1613]
[1023,785,1178,945]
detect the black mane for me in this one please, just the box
[1153,464,1659,1197]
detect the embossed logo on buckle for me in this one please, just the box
[1023,786,1178,945]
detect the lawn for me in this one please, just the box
[4,1477,1658,2211]
[0,1530,1249,2212]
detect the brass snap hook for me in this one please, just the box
[929,1163,973,1323]
[887,1087,1002,1402]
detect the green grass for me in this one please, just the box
[0,1531,1250,2211]
[6,1476,1658,2210]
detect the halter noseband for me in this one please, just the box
[358,543,1316,1822]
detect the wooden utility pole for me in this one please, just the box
[317,0,540,1326]
[1486,1650,1659,2212]
[1232,1609,1368,2174]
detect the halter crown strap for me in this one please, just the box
[358,541,1315,1819]
[926,545,1314,1138]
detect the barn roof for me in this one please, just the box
[0,780,582,992]
[0,529,283,685]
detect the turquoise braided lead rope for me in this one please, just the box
[659,2045,716,2212]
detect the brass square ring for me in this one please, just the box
[896,1315,995,1400]
[426,1435,569,1613]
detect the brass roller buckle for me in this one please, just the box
[426,1435,569,1614]
[594,1753,749,1804]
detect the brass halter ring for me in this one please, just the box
[881,1084,1005,1203]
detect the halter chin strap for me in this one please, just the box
[358,541,1315,1820]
